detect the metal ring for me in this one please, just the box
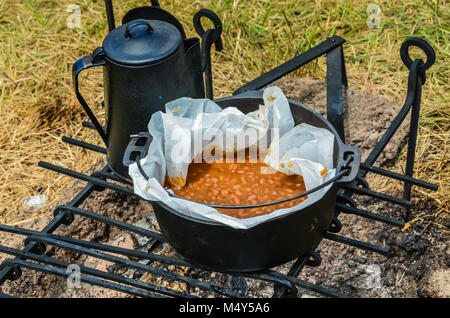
[193,9,222,37]
[193,9,223,51]
[400,37,435,72]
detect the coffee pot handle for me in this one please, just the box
[72,48,108,146]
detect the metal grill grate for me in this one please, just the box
[0,36,437,299]
[0,167,392,298]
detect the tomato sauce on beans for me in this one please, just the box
[169,151,307,219]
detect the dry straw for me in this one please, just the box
[0,0,448,230]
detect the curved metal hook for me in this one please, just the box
[328,215,342,233]
[306,250,322,267]
[193,9,223,52]
[400,37,435,73]
[193,9,223,99]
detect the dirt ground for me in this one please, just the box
[0,78,447,298]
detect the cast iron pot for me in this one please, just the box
[126,90,361,272]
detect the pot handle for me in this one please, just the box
[124,19,153,37]
[72,48,108,146]
[335,144,361,185]
[122,132,152,167]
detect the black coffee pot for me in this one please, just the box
[72,1,222,179]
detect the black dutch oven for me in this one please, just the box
[124,90,361,272]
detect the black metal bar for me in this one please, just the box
[54,205,166,243]
[2,223,345,298]
[402,68,424,220]
[104,0,115,32]
[344,184,414,207]
[234,36,346,95]
[0,245,188,298]
[340,46,348,88]
[0,220,58,285]
[0,224,193,269]
[247,268,350,298]
[60,170,103,206]
[336,193,357,207]
[1,258,161,298]
[272,242,323,298]
[336,203,405,228]
[355,175,370,189]
[62,136,107,154]
[248,247,341,299]
[73,54,109,146]
[203,29,214,99]
[0,224,40,237]
[324,232,389,255]
[193,9,223,100]
[97,167,134,188]
[272,252,311,298]
[326,45,345,142]
[92,171,133,186]
[362,60,421,171]
[82,121,106,131]
[24,235,242,298]
[1,217,348,298]
[242,271,298,296]
[39,161,137,198]
[360,162,438,191]
[264,270,350,298]
[0,165,108,285]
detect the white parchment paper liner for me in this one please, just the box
[129,87,335,229]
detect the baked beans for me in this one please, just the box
[168,150,307,219]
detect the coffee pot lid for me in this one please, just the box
[102,19,181,66]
